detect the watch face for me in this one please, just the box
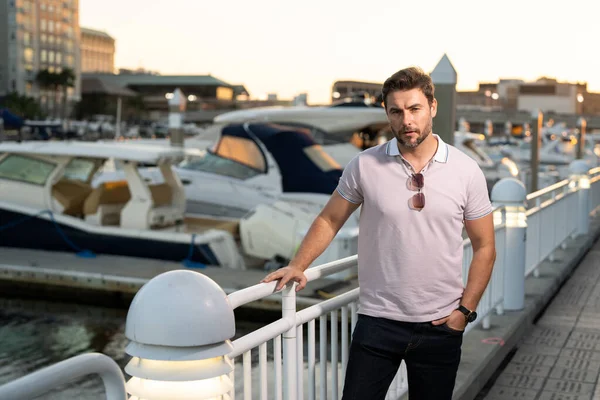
[467,312,477,323]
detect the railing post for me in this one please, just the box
[124,270,235,400]
[282,283,298,400]
[491,178,528,311]
[570,160,591,236]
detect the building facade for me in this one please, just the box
[82,73,239,122]
[80,27,114,74]
[0,0,81,111]
[457,78,600,116]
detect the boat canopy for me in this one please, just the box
[219,123,343,194]
[0,141,187,164]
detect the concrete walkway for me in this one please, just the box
[446,212,600,400]
[481,238,600,399]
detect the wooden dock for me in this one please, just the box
[0,247,357,316]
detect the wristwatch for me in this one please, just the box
[457,305,477,323]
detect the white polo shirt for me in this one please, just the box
[336,135,492,322]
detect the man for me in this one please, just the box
[261,67,496,399]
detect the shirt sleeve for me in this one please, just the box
[464,166,492,220]
[336,154,363,204]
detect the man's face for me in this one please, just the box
[385,88,437,149]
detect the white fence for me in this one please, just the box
[0,167,599,400]
[524,180,579,277]
[591,167,600,215]
[222,169,598,400]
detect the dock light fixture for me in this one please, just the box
[491,178,528,228]
[124,270,236,400]
[491,177,528,310]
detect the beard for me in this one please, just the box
[393,116,433,149]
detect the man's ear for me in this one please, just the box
[430,98,438,118]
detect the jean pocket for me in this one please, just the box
[439,323,464,336]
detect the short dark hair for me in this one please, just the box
[381,67,435,109]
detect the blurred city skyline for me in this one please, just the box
[80,0,600,104]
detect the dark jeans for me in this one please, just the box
[341,314,463,400]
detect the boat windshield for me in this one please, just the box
[62,158,97,182]
[0,154,56,185]
[303,145,341,172]
[179,151,264,180]
[179,135,267,180]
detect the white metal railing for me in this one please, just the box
[222,167,600,400]
[225,207,513,400]
[3,168,600,400]
[0,353,126,399]
[590,167,600,215]
[525,179,579,277]
[228,257,361,400]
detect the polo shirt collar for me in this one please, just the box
[385,134,449,163]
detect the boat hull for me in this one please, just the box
[0,208,219,265]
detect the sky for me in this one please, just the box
[80,0,600,104]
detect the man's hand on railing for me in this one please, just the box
[260,265,308,292]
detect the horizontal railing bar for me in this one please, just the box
[228,256,358,310]
[589,166,600,175]
[0,353,126,400]
[303,256,358,281]
[230,318,294,358]
[526,179,570,200]
[296,289,360,326]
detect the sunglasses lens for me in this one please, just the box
[412,173,424,189]
[412,193,425,210]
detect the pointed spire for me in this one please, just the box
[430,54,457,85]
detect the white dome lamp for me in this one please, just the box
[124,270,236,399]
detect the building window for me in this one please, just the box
[56,52,61,64]
[48,51,54,63]
[41,34,47,43]
[41,19,46,31]
[40,3,46,11]
[41,49,47,62]
[12,80,16,90]
[48,4,53,12]
[56,37,61,45]
[48,20,54,33]
[10,32,15,40]
[66,55,73,66]
[23,47,33,62]
[23,31,30,45]
[48,35,55,44]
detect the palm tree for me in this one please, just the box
[35,68,76,124]
[35,69,57,116]
[57,68,76,124]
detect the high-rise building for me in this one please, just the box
[80,27,114,73]
[0,0,81,112]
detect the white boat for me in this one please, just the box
[0,141,244,269]
[501,135,600,173]
[214,102,520,190]
[93,123,360,270]
[214,99,389,146]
